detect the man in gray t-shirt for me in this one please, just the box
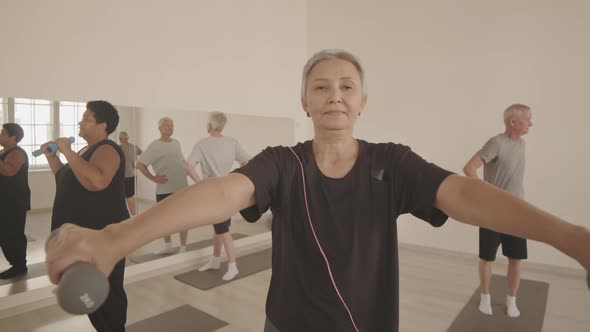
[137,117,189,254]
[184,112,250,281]
[463,104,533,318]
[119,131,142,216]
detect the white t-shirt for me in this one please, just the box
[186,136,250,179]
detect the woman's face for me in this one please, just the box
[302,58,366,132]
[78,110,105,139]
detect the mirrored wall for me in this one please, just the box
[0,95,294,297]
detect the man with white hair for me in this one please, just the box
[463,104,533,318]
[184,112,250,280]
[137,117,189,254]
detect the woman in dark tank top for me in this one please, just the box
[0,123,31,279]
[41,100,129,332]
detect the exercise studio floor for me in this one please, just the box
[0,202,588,331]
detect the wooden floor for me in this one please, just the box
[0,239,588,331]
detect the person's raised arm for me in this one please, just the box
[58,139,120,191]
[0,148,26,176]
[434,174,590,271]
[45,172,256,284]
[40,141,65,175]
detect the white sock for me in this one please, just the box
[154,242,174,254]
[178,246,187,253]
[506,295,520,318]
[479,293,493,315]
[222,262,239,281]
[198,256,221,271]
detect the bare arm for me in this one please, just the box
[463,153,484,178]
[136,161,167,184]
[60,143,120,191]
[183,161,202,183]
[46,172,257,283]
[435,174,590,271]
[40,141,65,174]
[0,149,26,176]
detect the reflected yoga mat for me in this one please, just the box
[127,304,228,332]
[174,248,272,290]
[129,233,248,264]
[447,274,549,332]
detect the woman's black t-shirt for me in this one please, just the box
[234,140,452,332]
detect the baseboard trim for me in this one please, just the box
[398,242,585,279]
[28,207,52,214]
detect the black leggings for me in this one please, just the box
[88,258,128,332]
[0,207,27,268]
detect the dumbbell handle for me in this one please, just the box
[32,137,75,157]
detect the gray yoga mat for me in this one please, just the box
[447,274,549,332]
[126,304,228,332]
[129,233,248,264]
[174,248,272,290]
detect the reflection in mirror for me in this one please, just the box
[0,98,292,299]
[130,107,289,259]
[0,98,6,123]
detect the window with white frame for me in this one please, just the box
[1,97,91,168]
[59,101,86,158]
[0,98,6,123]
[14,98,53,167]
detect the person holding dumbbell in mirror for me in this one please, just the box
[41,101,129,332]
[0,123,31,279]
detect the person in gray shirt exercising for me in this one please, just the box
[137,117,189,254]
[464,104,533,318]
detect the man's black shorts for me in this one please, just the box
[479,227,527,261]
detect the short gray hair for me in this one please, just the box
[158,117,173,128]
[301,49,367,101]
[119,131,128,137]
[503,104,530,125]
[208,112,227,132]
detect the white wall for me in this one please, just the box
[28,170,55,210]
[4,0,588,269]
[0,0,307,126]
[134,108,295,201]
[307,0,590,269]
[1,0,307,207]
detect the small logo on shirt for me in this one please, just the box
[371,169,384,181]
